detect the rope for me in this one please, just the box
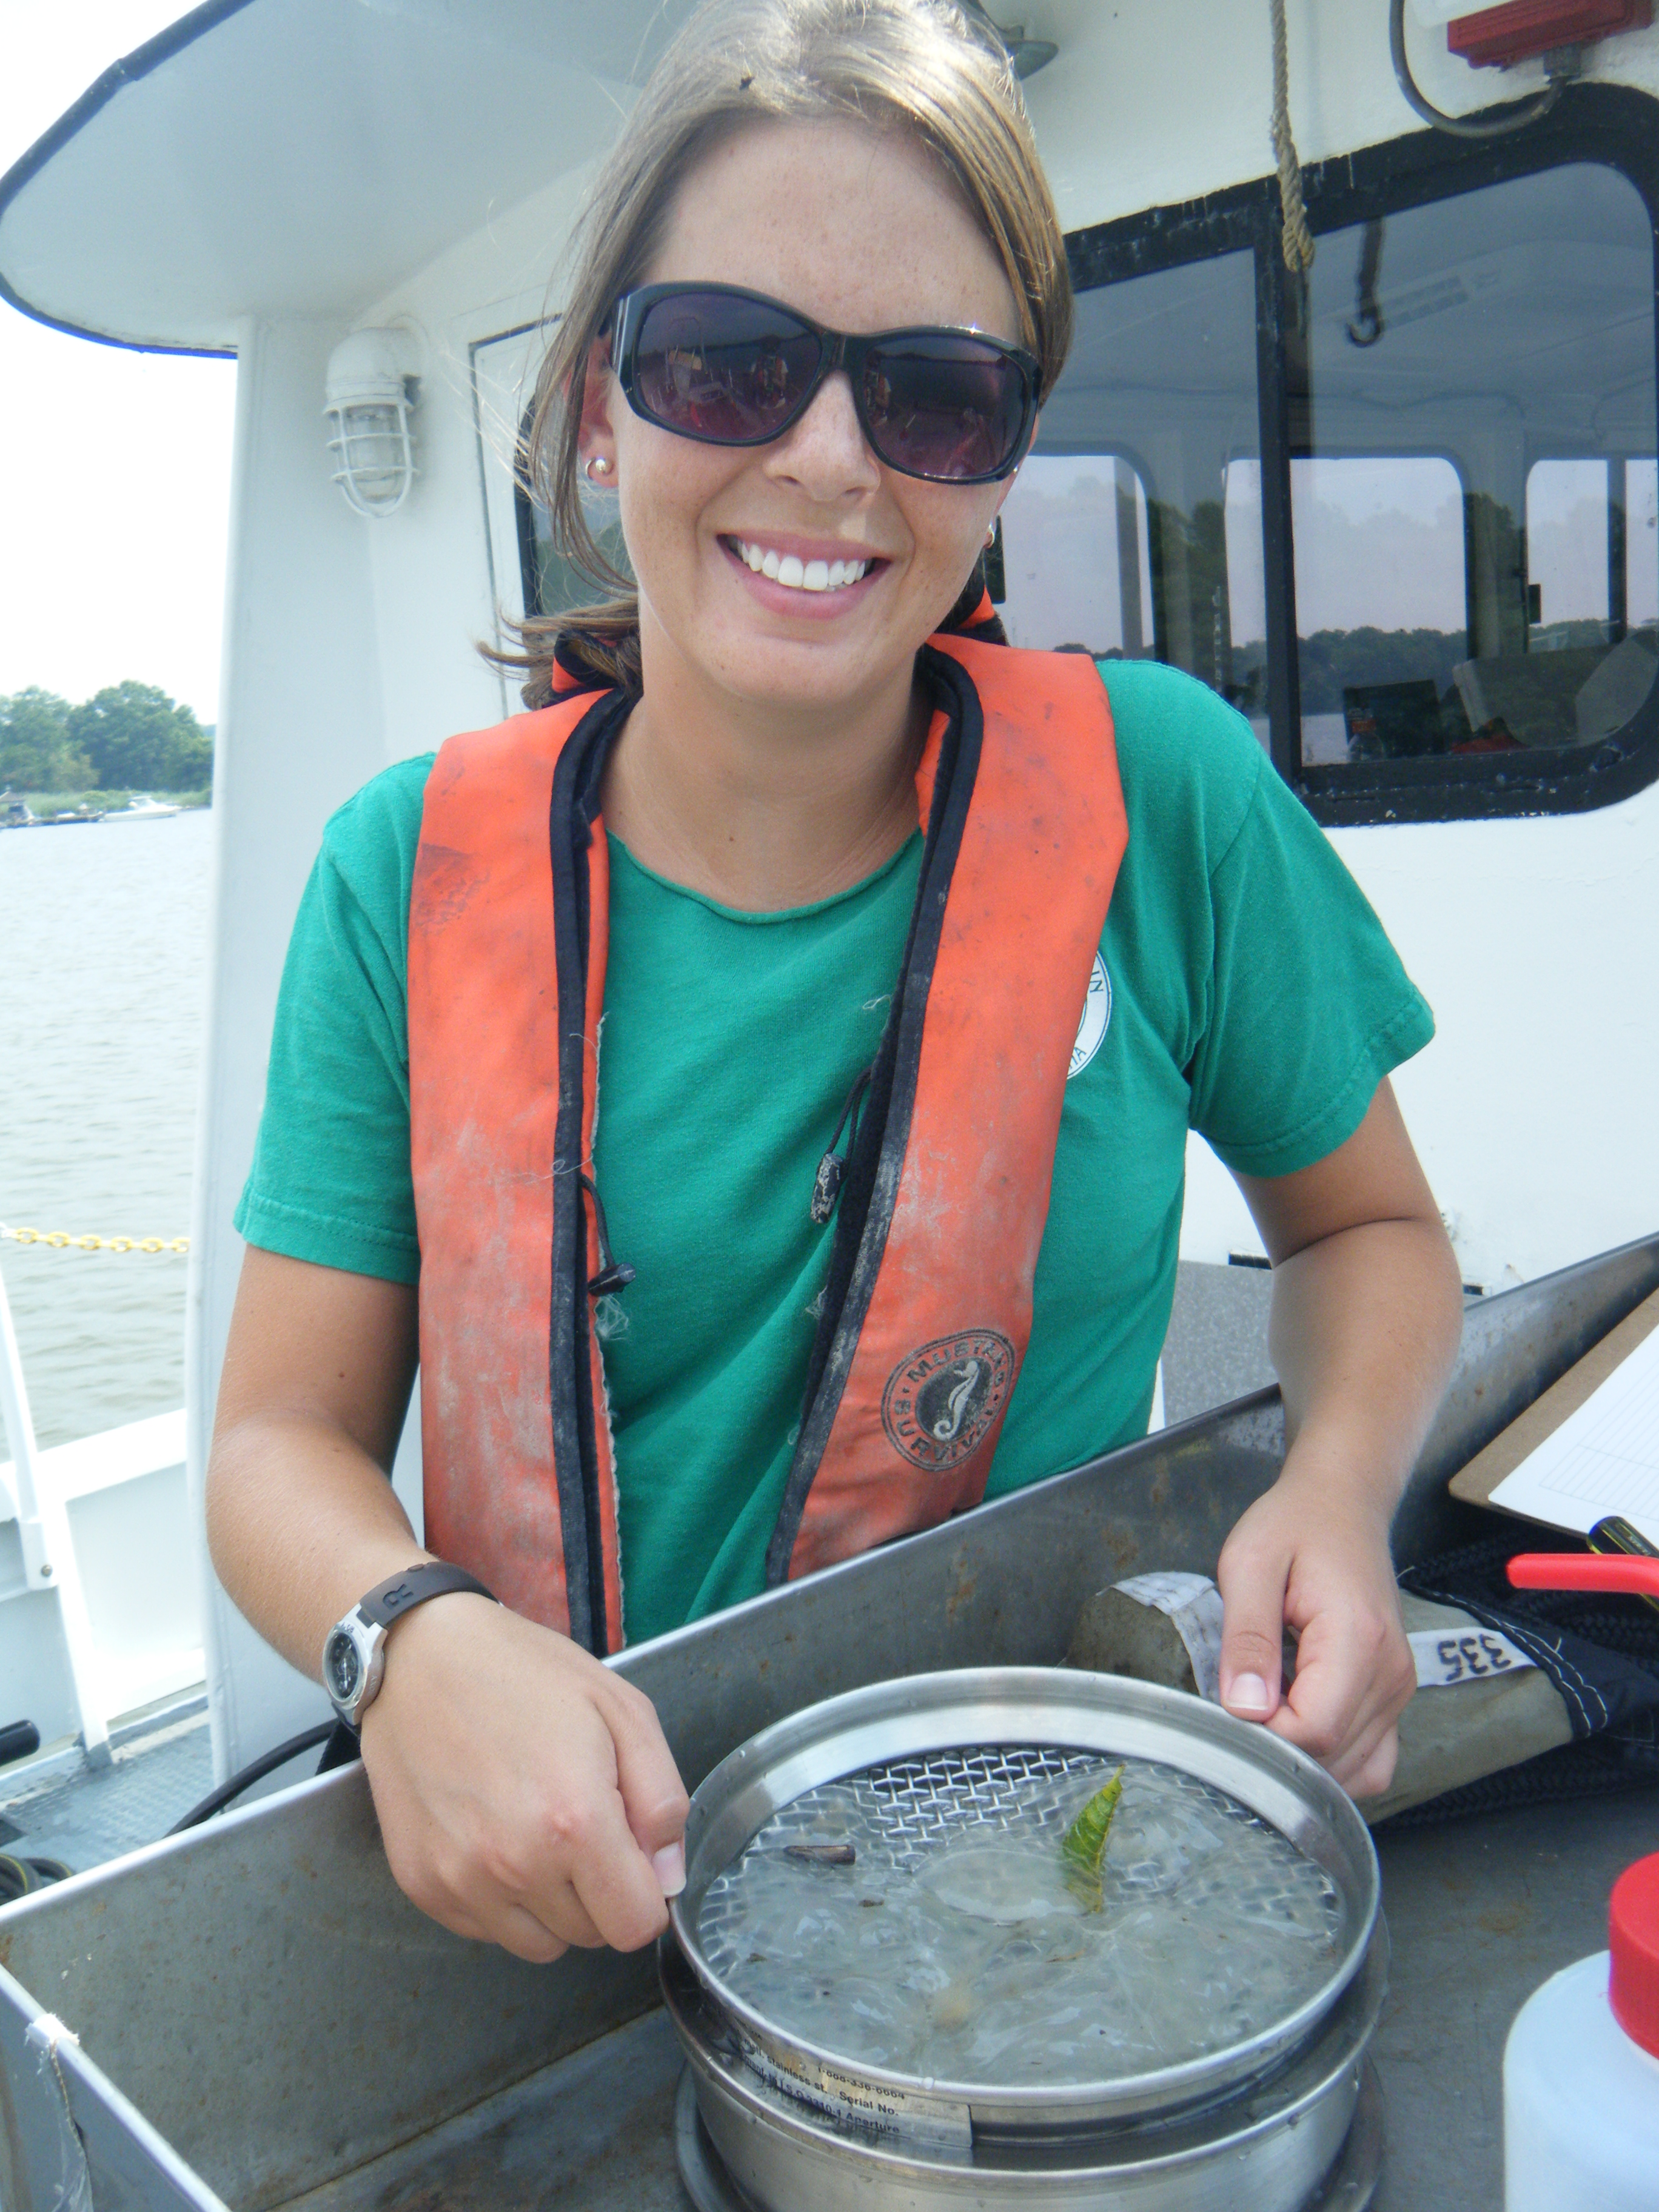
[1346,218,1386,348]
[0,1224,188,1255]
[1270,0,1316,273]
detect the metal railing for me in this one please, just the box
[0,1248,198,1767]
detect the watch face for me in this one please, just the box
[324,1627,363,1706]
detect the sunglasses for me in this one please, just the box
[609,283,1041,485]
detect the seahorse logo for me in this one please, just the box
[933,1360,982,1441]
[882,1331,1016,1470]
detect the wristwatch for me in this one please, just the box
[321,1563,497,1729]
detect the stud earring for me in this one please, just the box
[985,523,997,549]
[586,455,612,481]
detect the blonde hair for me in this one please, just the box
[497,0,1073,704]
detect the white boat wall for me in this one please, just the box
[0,1407,200,1756]
[3,0,1657,1779]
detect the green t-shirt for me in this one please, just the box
[237,660,1432,1643]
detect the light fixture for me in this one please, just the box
[324,327,420,518]
[962,1,1058,76]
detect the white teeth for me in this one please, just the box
[734,540,870,591]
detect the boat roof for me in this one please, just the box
[0,0,680,354]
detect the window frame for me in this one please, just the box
[1062,82,1659,826]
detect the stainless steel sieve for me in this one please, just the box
[665,1933,1387,2212]
[665,1669,1382,2140]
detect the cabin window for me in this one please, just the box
[996,454,1154,660]
[1010,249,1264,719]
[1291,457,1470,766]
[1522,458,1659,745]
[1627,460,1659,631]
[1051,87,1659,824]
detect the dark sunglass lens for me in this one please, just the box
[634,293,820,443]
[861,335,1027,480]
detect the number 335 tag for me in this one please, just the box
[1408,1627,1537,1689]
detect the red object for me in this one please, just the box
[1609,1855,1659,2059]
[1449,0,1653,67]
[1506,1552,1659,1597]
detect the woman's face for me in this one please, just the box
[582,117,1025,721]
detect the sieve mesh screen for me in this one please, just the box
[694,1747,1348,2087]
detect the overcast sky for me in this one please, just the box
[0,1,235,723]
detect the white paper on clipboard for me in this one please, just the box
[1488,1323,1659,1544]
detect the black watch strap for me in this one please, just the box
[358,1562,496,1630]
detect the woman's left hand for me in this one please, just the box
[1217,1078,1464,1797]
[1215,1453,1416,1797]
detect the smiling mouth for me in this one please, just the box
[723,536,885,594]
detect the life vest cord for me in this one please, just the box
[763,646,985,1586]
[547,689,631,1654]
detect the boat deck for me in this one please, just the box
[0,1705,212,1874]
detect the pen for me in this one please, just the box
[1589,1515,1659,1616]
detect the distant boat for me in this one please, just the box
[112,795,181,820]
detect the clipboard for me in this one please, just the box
[1448,1284,1659,1519]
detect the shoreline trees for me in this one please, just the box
[0,683,213,799]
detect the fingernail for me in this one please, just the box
[653,1842,686,1897]
[1226,1672,1272,1717]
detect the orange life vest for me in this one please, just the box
[407,622,1127,1652]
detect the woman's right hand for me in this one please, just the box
[207,1251,689,1968]
[358,1592,690,1963]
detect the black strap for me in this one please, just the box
[357,1561,496,1631]
[762,646,983,1586]
[315,1720,363,1773]
[547,689,634,1655]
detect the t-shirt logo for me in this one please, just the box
[1069,953,1113,1079]
[882,1330,1016,1470]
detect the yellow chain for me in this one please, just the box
[0,1224,189,1255]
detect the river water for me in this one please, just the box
[1,809,210,1451]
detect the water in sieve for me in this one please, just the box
[695,1748,1346,2086]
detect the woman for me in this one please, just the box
[207,0,1462,1968]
